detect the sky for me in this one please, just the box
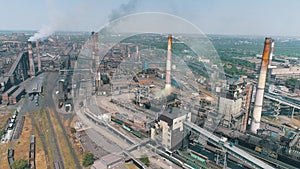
[1,0,300,36]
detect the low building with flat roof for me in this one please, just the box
[27,79,43,95]
[271,66,300,80]
[2,85,19,104]
[91,154,125,169]
[9,86,25,105]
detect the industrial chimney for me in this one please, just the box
[128,47,131,58]
[165,35,172,92]
[136,46,140,62]
[96,67,101,90]
[250,38,274,133]
[28,41,35,77]
[36,40,41,72]
[91,32,96,69]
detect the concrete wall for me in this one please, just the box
[219,97,242,126]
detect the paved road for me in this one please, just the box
[44,72,81,169]
[76,108,130,150]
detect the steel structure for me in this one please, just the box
[184,121,275,169]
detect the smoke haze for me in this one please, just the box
[109,0,138,21]
[28,25,56,41]
[29,0,139,41]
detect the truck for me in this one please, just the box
[220,137,228,143]
[65,103,72,112]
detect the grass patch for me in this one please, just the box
[0,112,13,132]
[139,156,150,167]
[33,109,53,169]
[125,162,140,169]
[0,142,10,169]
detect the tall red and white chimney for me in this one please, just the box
[165,35,172,91]
[250,38,274,133]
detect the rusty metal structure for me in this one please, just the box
[250,38,274,133]
[165,35,172,91]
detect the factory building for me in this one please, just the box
[0,52,30,95]
[111,76,131,94]
[0,77,11,94]
[218,97,243,128]
[9,87,25,105]
[218,77,252,132]
[2,85,19,104]
[27,80,43,96]
[151,107,191,151]
[271,66,300,80]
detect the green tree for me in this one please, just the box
[287,77,297,86]
[11,159,29,169]
[139,156,150,167]
[82,152,95,167]
[70,127,76,134]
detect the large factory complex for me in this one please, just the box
[72,32,300,169]
[0,30,300,169]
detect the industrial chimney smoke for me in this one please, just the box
[250,38,274,133]
[165,35,172,92]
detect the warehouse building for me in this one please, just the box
[1,85,19,104]
[271,66,300,80]
[9,87,25,105]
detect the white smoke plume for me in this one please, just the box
[28,25,56,41]
[28,0,139,41]
[109,0,138,22]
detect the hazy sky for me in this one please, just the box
[1,0,300,36]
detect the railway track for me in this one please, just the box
[29,110,51,169]
[45,72,81,169]
[44,109,65,169]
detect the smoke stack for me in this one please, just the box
[96,67,101,90]
[128,47,131,58]
[91,32,96,69]
[136,45,140,62]
[268,41,275,68]
[250,38,274,133]
[165,35,172,91]
[27,41,35,77]
[36,40,41,72]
